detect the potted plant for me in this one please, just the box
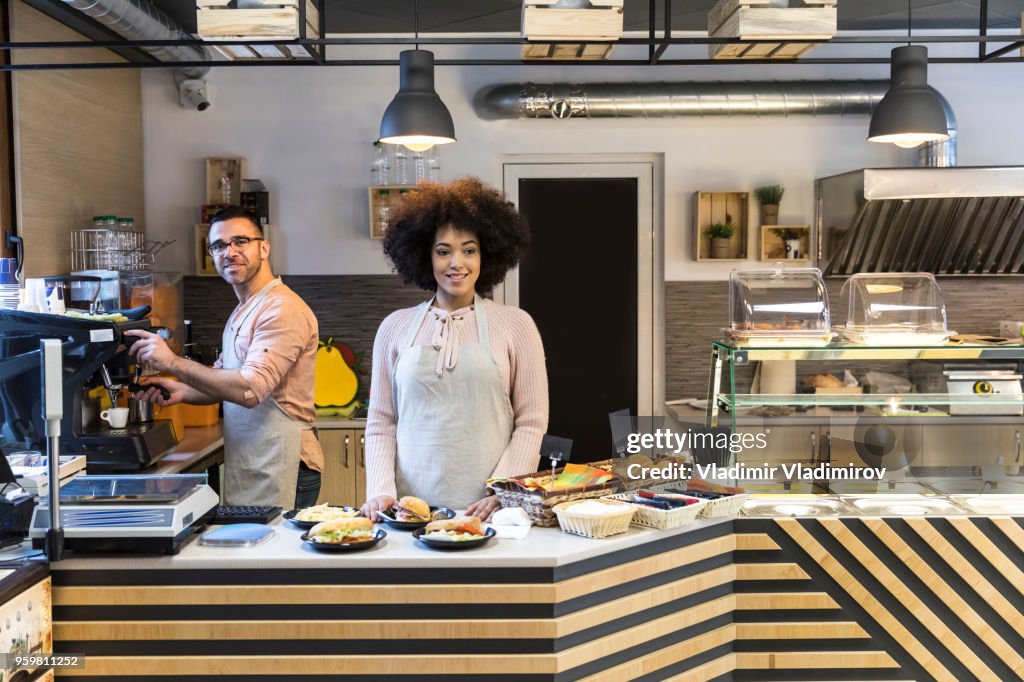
[705,221,736,259]
[755,185,785,225]
[773,227,804,259]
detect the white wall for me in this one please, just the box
[141,48,1024,281]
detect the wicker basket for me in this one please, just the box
[488,467,623,527]
[699,493,750,518]
[604,493,708,530]
[552,499,636,538]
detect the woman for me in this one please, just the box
[361,177,548,521]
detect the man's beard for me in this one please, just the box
[219,257,262,285]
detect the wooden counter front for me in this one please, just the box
[48,514,1024,681]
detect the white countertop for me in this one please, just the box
[48,514,732,571]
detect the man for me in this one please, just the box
[128,206,323,509]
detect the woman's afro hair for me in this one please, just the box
[382,176,529,294]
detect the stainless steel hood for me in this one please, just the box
[817,167,1024,277]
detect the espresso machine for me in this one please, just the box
[0,308,178,472]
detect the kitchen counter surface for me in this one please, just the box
[147,423,223,475]
[50,513,733,571]
[314,416,366,429]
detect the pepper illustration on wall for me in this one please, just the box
[314,337,361,409]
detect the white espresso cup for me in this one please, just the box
[100,407,130,429]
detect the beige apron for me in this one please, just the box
[394,295,514,509]
[221,278,304,508]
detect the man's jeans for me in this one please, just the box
[295,461,322,509]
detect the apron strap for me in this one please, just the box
[231,277,283,332]
[400,300,433,350]
[474,294,491,350]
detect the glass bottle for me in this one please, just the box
[392,146,410,186]
[427,147,442,182]
[371,141,391,186]
[220,176,232,205]
[412,150,427,185]
[376,190,391,234]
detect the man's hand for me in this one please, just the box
[124,329,178,373]
[465,495,502,522]
[133,377,188,407]
[360,495,396,522]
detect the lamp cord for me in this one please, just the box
[907,0,912,45]
[415,0,420,51]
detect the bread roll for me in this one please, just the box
[309,516,372,537]
[396,496,430,520]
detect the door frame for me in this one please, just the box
[497,154,664,417]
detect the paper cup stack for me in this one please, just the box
[0,258,19,310]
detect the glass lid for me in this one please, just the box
[729,266,831,334]
[57,474,207,504]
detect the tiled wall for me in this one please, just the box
[185,276,1024,405]
[184,275,427,402]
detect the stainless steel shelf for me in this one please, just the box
[712,340,1024,363]
[719,393,1024,409]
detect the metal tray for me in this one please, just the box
[843,495,970,516]
[742,496,857,517]
[950,495,1024,515]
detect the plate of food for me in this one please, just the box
[375,496,455,530]
[285,503,362,530]
[300,517,385,552]
[412,517,495,550]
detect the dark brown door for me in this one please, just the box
[517,178,639,462]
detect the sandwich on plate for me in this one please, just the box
[392,496,431,522]
[307,516,376,544]
[423,517,486,542]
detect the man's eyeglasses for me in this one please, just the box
[207,236,264,256]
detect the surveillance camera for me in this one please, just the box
[179,79,210,112]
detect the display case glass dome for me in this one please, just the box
[840,272,952,345]
[727,267,833,346]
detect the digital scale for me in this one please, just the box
[30,474,218,554]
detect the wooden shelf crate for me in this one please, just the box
[205,157,247,206]
[708,0,837,60]
[521,0,623,61]
[197,0,320,60]
[760,225,812,262]
[694,191,749,262]
[368,185,419,240]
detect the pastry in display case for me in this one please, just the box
[726,267,834,347]
[840,272,954,346]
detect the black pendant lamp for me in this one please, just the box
[379,49,456,152]
[868,45,949,149]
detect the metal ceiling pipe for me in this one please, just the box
[474,80,889,120]
[918,88,958,168]
[59,0,211,78]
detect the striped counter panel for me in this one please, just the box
[735,516,1024,682]
[51,522,736,681]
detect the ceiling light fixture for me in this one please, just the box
[378,1,456,152]
[868,1,950,149]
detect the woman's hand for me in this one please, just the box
[361,495,396,522]
[465,495,502,522]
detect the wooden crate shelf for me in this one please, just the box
[205,157,247,206]
[760,225,812,262]
[368,185,419,240]
[197,0,321,61]
[708,0,837,60]
[521,0,623,61]
[694,191,749,262]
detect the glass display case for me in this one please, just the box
[840,272,953,345]
[727,267,833,347]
